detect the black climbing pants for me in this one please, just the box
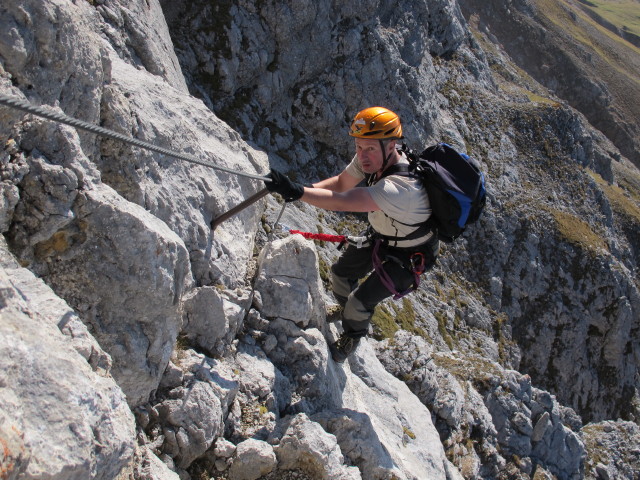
[330,240,437,339]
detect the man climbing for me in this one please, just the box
[265,107,439,362]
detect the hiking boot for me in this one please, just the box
[330,334,360,363]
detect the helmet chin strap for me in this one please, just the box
[377,139,394,177]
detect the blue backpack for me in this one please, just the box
[386,143,486,243]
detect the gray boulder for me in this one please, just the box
[255,235,326,329]
[133,446,181,480]
[227,438,277,480]
[99,53,269,287]
[8,137,191,407]
[154,349,239,469]
[276,413,361,480]
[182,286,252,357]
[0,242,135,480]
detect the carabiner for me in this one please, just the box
[410,252,426,275]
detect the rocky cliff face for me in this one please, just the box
[1,1,639,480]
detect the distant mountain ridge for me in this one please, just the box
[459,0,640,169]
[576,0,640,48]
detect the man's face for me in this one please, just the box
[354,138,393,174]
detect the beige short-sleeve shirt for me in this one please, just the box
[345,154,432,248]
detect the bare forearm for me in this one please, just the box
[301,187,378,212]
[312,170,361,192]
[312,175,343,191]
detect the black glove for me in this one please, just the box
[265,168,305,202]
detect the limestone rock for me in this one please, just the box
[133,446,181,480]
[161,0,479,178]
[95,0,188,93]
[154,349,239,469]
[582,420,640,480]
[0,246,135,480]
[99,54,269,288]
[0,407,29,480]
[247,293,453,479]
[159,359,184,391]
[232,342,291,435]
[214,437,237,458]
[264,318,340,414]
[327,339,451,480]
[156,381,223,469]
[0,237,111,373]
[276,413,361,480]
[2,88,192,409]
[2,4,270,399]
[227,438,277,480]
[0,182,19,233]
[376,331,586,479]
[255,235,326,328]
[13,170,190,406]
[0,0,106,134]
[182,286,252,357]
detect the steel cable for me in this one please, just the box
[0,92,270,182]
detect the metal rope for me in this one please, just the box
[0,92,270,182]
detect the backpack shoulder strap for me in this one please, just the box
[366,144,422,185]
[381,163,410,178]
[367,160,418,184]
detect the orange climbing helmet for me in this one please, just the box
[349,106,403,140]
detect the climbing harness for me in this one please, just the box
[283,226,429,299]
[0,93,271,183]
[371,239,425,300]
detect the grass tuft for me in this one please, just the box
[546,207,609,254]
[589,169,640,223]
